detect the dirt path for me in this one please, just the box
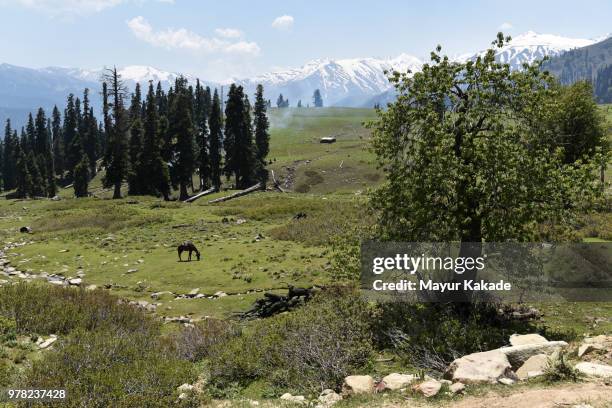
[409,382,612,408]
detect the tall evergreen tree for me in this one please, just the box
[15,144,31,199]
[254,84,270,187]
[102,67,130,199]
[3,120,18,191]
[168,77,195,200]
[27,151,44,197]
[51,106,64,178]
[45,118,57,197]
[25,113,35,154]
[141,82,170,199]
[313,89,324,107]
[127,117,145,195]
[81,89,99,176]
[73,154,90,198]
[209,89,223,190]
[194,79,210,190]
[63,94,80,175]
[224,84,255,189]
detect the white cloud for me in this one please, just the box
[3,0,173,17]
[127,16,260,56]
[272,15,294,30]
[498,22,513,30]
[215,28,242,39]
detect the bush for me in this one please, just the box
[0,284,156,336]
[0,359,14,387]
[374,302,538,373]
[0,316,17,342]
[543,351,581,382]
[169,319,240,362]
[24,329,195,408]
[208,289,374,394]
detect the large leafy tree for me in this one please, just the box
[369,34,605,280]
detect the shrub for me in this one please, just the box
[169,319,240,362]
[0,284,157,336]
[543,351,581,383]
[375,302,538,373]
[0,359,14,387]
[24,328,196,408]
[208,289,374,394]
[0,316,17,342]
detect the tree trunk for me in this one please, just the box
[112,182,122,199]
[179,182,189,201]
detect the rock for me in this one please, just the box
[575,362,612,378]
[516,354,548,380]
[19,226,32,233]
[68,278,82,286]
[578,335,611,358]
[85,285,97,291]
[578,344,597,358]
[236,218,247,224]
[382,373,416,390]
[572,405,594,408]
[414,380,441,397]
[49,279,66,286]
[498,341,568,368]
[444,350,515,384]
[214,291,228,297]
[318,390,342,407]
[39,335,57,349]
[342,375,375,395]
[509,333,548,346]
[449,382,465,394]
[189,288,200,295]
[177,383,194,393]
[126,268,138,274]
[280,393,305,404]
[498,378,515,385]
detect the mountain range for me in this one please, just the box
[1,31,609,128]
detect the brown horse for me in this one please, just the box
[178,241,200,262]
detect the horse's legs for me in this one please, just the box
[178,248,182,261]
[188,249,192,261]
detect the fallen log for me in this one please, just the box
[208,183,262,204]
[183,186,217,203]
[271,170,286,193]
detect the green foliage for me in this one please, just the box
[169,319,240,362]
[73,154,90,197]
[25,328,195,408]
[0,284,157,335]
[224,84,256,189]
[543,351,581,382]
[369,34,605,243]
[209,89,223,190]
[169,76,196,200]
[313,89,324,107]
[254,84,271,187]
[208,290,374,394]
[0,315,17,342]
[374,302,537,372]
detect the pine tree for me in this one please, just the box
[209,89,223,190]
[130,83,143,122]
[253,84,270,188]
[102,67,130,199]
[3,120,18,191]
[27,151,44,197]
[15,145,31,199]
[51,106,64,178]
[127,116,145,195]
[169,77,195,200]
[73,154,90,198]
[45,119,57,197]
[25,113,35,154]
[313,89,324,107]
[194,79,210,190]
[63,94,81,176]
[81,89,99,176]
[297,100,302,108]
[225,84,255,189]
[141,82,170,199]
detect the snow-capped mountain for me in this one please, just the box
[41,65,196,90]
[0,31,608,127]
[459,31,599,70]
[235,54,422,107]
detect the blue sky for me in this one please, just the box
[0,0,610,81]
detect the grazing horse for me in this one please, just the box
[178,241,200,262]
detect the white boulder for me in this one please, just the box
[444,350,515,384]
[515,354,548,380]
[381,373,416,390]
[342,375,375,394]
[575,362,612,378]
[509,333,548,346]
